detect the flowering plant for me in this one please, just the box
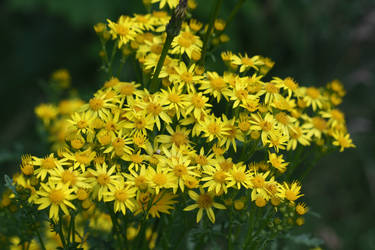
[1,0,354,249]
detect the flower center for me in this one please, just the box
[174,164,188,177]
[252,176,265,188]
[306,87,320,99]
[89,97,104,111]
[197,194,213,208]
[172,132,187,146]
[49,189,65,204]
[42,157,56,169]
[61,170,77,186]
[120,84,135,96]
[213,170,227,183]
[97,174,110,186]
[153,173,167,186]
[210,78,226,90]
[115,190,128,201]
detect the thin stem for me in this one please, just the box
[149,34,174,92]
[199,0,223,65]
[107,204,125,249]
[58,215,66,248]
[36,227,46,250]
[107,42,118,79]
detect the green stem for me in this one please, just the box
[149,34,174,92]
[107,204,125,249]
[228,208,233,250]
[199,0,223,65]
[107,42,118,79]
[58,215,66,248]
[36,226,46,250]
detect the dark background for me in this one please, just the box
[1,0,374,249]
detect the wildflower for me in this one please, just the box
[184,189,226,223]
[202,165,229,194]
[146,166,177,194]
[107,16,142,48]
[103,182,137,215]
[32,154,69,181]
[295,202,308,215]
[278,181,304,203]
[35,182,76,221]
[152,0,179,9]
[226,164,251,189]
[332,131,355,152]
[199,71,231,102]
[88,163,122,201]
[171,27,202,58]
[303,87,324,111]
[148,191,177,218]
[267,152,289,173]
[231,53,264,72]
[35,104,58,125]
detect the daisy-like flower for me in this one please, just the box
[278,181,304,203]
[79,90,118,119]
[184,189,226,223]
[123,111,155,136]
[157,125,191,149]
[226,163,251,189]
[137,95,172,131]
[103,182,137,215]
[107,15,142,48]
[63,148,96,172]
[35,182,76,221]
[320,108,346,129]
[124,166,149,192]
[267,152,289,173]
[34,103,58,125]
[32,154,69,181]
[201,165,229,194]
[160,86,189,119]
[199,71,231,102]
[171,27,203,59]
[287,123,312,150]
[272,77,299,98]
[121,150,146,171]
[114,81,143,104]
[230,53,264,73]
[221,115,244,152]
[147,191,177,218]
[250,113,277,146]
[332,131,355,152]
[49,165,90,189]
[185,91,212,120]
[303,86,325,111]
[198,114,230,145]
[170,62,204,91]
[67,111,95,136]
[103,129,133,158]
[265,129,289,153]
[146,166,178,194]
[88,162,122,201]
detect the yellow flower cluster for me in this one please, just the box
[9,2,354,247]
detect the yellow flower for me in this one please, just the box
[278,181,304,203]
[184,189,226,223]
[63,148,96,172]
[35,182,76,221]
[32,153,69,181]
[157,125,191,149]
[103,182,137,215]
[88,163,122,201]
[226,164,251,189]
[147,191,177,218]
[231,53,264,73]
[199,71,231,102]
[267,152,289,173]
[332,131,355,152]
[35,104,58,125]
[171,27,202,59]
[146,166,177,194]
[107,16,142,48]
[201,165,229,194]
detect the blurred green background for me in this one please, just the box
[0,0,374,249]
